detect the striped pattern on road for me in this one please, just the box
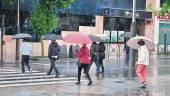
[0,67,85,88]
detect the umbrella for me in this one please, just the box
[13,33,32,39]
[127,36,155,50]
[63,33,92,44]
[88,34,102,42]
[43,34,63,40]
[121,32,132,38]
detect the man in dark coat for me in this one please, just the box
[99,42,106,73]
[47,40,60,77]
[88,42,100,75]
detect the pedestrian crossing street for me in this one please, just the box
[0,67,85,88]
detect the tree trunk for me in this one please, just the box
[40,36,44,56]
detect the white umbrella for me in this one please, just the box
[127,36,155,50]
[13,33,32,39]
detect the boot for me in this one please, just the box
[100,66,104,73]
[88,80,92,86]
[75,81,80,85]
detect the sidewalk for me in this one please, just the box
[0,56,170,96]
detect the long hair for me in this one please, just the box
[138,40,145,45]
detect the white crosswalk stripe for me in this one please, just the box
[0,67,86,87]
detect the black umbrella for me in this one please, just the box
[13,33,32,39]
[43,34,63,40]
[88,34,102,42]
[120,32,132,38]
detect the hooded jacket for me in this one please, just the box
[48,42,60,59]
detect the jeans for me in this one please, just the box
[88,58,100,74]
[99,58,104,72]
[125,48,129,66]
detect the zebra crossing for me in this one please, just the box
[0,67,85,87]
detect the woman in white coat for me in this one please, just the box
[136,40,149,88]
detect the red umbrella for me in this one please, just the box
[63,33,92,44]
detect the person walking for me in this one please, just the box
[136,40,149,88]
[124,44,130,66]
[88,42,100,75]
[123,43,130,78]
[47,40,60,78]
[99,42,106,73]
[75,44,92,86]
[20,39,32,73]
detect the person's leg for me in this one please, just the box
[95,60,100,75]
[21,55,25,73]
[99,58,104,72]
[76,64,83,85]
[125,51,129,66]
[83,64,92,86]
[25,55,31,72]
[53,59,60,77]
[136,64,146,84]
[88,58,94,72]
[47,58,54,75]
[142,65,146,83]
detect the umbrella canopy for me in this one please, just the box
[127,36,155,50]
[88,34,102,42]
[43,34,63,40]
[63,33,92,44]
[13,33,32,39]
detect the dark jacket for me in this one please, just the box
[48,42,60,59]
[90,42,99,61]
[99,42,106,59]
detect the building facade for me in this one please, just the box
[152,0,170,55]
[0,0,154,62]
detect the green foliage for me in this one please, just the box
[160,0,170,15]
[30,5,58,36]
[30,0,74,56]
[30,0,74,36]
[146,0,170,16]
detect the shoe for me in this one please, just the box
[55,74,60,78]
[75,82,80,85]
[29,68,32,74]
[140,82,147,88]
[140,85,146,89]
[88,81,92,86]
[57,75,63,78]
[100,71,104,73]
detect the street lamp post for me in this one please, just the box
[0,14,5,65]
[15,0,20,64]
[128,0,137,80]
